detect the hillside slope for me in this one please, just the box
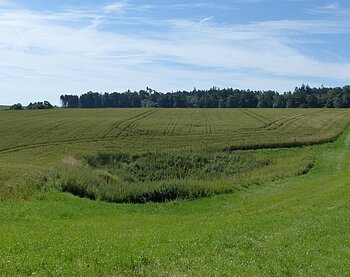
[0,122,349,275]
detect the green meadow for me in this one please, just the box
[0,108,350,275]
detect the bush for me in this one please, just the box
[27,101,53,110]
[9,103,23,110]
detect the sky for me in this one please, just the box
[0,0,350,105]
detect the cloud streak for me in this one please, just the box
[103,1,129,13]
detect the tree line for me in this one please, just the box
[60,85,350,109]
[9,101,53,110]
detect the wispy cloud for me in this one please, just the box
[235,19,350,36]
[0,1,349,104]
[324,2,340,9]
[0,0,15,8]
[308,2,350,16]
[172,2,235,10]
[103,1,129,13]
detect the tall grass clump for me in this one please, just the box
[86,151,271,183]
[0,172,47,201]
[45,149,315,203]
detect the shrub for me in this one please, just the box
[27,101,53,110]
[9,103,23,110]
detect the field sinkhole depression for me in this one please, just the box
[1,108,350,275]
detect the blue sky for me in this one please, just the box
[0,0,350,104]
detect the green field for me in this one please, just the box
[0,109,349,154]
[1,108,350,275]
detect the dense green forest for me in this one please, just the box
[60,85,350,109]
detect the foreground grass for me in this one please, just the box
[1,129,350,275]
[0,109,350,275]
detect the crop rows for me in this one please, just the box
[0,109,349,154]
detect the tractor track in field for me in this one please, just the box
[21,119,70,143]
[102,109,157,139]
[1,110,349,155]
[0,122,348,155]
[188,110,199,135]
[163,114,174,136]
[238,110,328,132]
[163,111,183,136]
[170,112,184,136]
[0,130,155,155]
[202,110,214,134]
[115,109,158,138]
[188,124,193,135]
[204,110,217,134]
[276,110,330,130]
[247,110,274,126]
[0,127,254,155]
[321,111,349,131]
[264,113,308,130]
[241,110,271,128]
[0,137,116,155]
[0,110,159,155]
[201,110,209,134]
[163,111,179,136]
[263,110,328,130]
[203,110,212,134]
